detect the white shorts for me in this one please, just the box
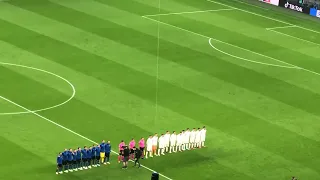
[200,137,206,142]
[159,145,165,149]
[147,146,152,152]
[195,138,201,143]
[176,142,182,146]
[170,141,176,146]
[165,142,170,147]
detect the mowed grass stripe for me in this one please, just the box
[1,4,320,175]
[19,0,320,121]
[2,1,320,143]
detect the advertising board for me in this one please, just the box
[260,0,280,6]
[279,0,310,14]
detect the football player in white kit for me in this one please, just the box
[200,126,207,148]
[158,134,165,156]
[164,131,170,153]
[185,128,191,150]
[176,131,183,152]
[146,135,153,158]
[189,128,196,149]
[181,130,186,151]
[169,131,177,153]
[152,133,159,156]
[195,128,201,148]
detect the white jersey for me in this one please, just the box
[152,136,158,146]
[184,130,190,143]
[170,134,177,146]
[158,136,165,148]
[147,138,153,151]
[176,134,182,145]
[181,132,185,144]
[200,129,206,142]
[190,130,196,143]
[164,133,170,147]
[195,130,201,142]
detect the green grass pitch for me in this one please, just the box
[1,0,320,179]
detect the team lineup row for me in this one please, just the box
[55,127,207,174]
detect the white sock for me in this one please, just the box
[202,142,205,146]
[161,149,164,154]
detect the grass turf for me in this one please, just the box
[0,0,320,179]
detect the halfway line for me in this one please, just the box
[0,96,173,180]
[143,8,234,17]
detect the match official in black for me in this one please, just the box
[133,147,142,168]
[122,146,130,169]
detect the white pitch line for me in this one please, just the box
[0,62,76,115]
[230,0,269,10]
[206,0,320,34]
[266,25,297,30]
[142,16,298,68]
[142,16,320,79]
[267,29,320,46]
[0,96,173,180]
[208,38,298,69]
[143,8,234,17]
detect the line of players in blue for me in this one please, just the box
[56,141,111,174]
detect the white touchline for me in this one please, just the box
[142,16,320,78]
[0,62,75,116]
[267,29,320,46]
[143,8,234,17]
[208,39,298,69]
[0,96,173,180]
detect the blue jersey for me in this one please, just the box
[76,150,81,160]
[67,151,73,161]
[87,149,93,158]
[105,143,111,153]
[57,156,63,165]
[92,147,96,156]
[72,152,77,161]
[96,147,101,155]
[62,151,68,160]
[81,149,87,159]
[100,143,106,152]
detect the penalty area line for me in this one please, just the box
[142,8,234,17]
[0,96,173,180]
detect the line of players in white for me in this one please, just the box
[145,126,206,158]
